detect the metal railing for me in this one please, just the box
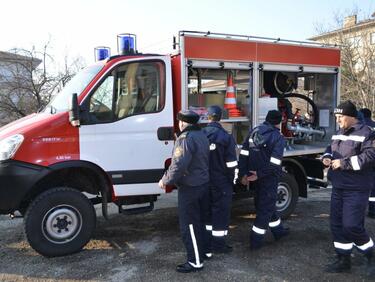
[178,30,340,48]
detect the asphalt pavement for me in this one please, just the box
[1,187,375,281]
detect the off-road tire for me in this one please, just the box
[276,173,299,219]
[24,187,96,257]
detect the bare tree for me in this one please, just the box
[0,42,86,125]
[313,10,375,115]
[340,33,375,111]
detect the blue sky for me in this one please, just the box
[1,0,374,65]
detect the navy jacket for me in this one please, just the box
[324,122,375,190]
[202,122,238,185]
[238,121,285,180]
[363,117,375,129]
[162,125,209,187]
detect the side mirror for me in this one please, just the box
[69,93,80,127]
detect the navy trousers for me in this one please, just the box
[251,176,284,247]
[330,188,373,255]
[178,183,209,267]
[204,181,233,251]
[368,173,375,215]
[368,185,375,215]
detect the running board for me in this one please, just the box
[307,177,328,189]
[119,202,154,215]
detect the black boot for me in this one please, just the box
[250,231,264,251]
[176,262,203,273]
[212,237,232,254]
[324,254,351,273]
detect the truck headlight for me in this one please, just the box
[0,134,24,161]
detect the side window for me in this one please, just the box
[115,61,165,119]
[85,60,165,124]
[89,75,114,123]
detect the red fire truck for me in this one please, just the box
[0,31,340,256]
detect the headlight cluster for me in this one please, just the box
[0,134,24,161]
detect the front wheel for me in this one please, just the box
[24,187,96,257]
[276,173,299,219]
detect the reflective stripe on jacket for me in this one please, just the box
[162,125,209,187]
[203,122,237,185]
[238,121,285,180]
[325,122,375,190]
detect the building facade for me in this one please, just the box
[0,51,41,125]
[309,13,375,114]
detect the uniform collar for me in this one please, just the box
[178,124,200,136]
[263,121,278,130]
[207,121,222,129]
[341,121,362,135]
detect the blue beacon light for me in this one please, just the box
[94,47,110,61]
[117,33,137,55]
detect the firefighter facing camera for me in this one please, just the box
[238,110,290,251]
[322,101,375,275]
[159,110,210,273]
[203,105,238,256]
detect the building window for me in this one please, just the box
[348,36,363,48]
[371,33,375,45]
[370,60,375,72]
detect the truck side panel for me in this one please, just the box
[184,36,340,67]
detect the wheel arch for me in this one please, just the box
[282,158,307,198]
[19,161,113,213]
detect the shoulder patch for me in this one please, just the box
[174,146,183,158]
[179,132,188,139]
[209,143,216,150]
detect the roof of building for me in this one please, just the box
[309,16,375,41]
[0,51,42,69]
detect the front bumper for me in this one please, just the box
[0,160,49,214]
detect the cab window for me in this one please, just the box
[85,60,165,124]
[89,76,114,122]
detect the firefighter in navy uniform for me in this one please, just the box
[238,110,289,250]
[202,105,238,256]
[359,108,375,219]
[158,110,209,273]
[322,101,375,274]
[359,108,375,129]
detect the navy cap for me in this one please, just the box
[334,100,357,118]
[266,110,282,125]
[207,105,222,121]
[359,108,372,118]
[177,110,200,124]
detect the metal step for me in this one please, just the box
[118,202,154,215]
[307,177,328,189]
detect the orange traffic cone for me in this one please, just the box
[224,72,243,118]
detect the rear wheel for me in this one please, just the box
[276,173,299,219]
[24,187,96,257]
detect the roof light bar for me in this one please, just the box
[94,47,111,61]
[117,33,137,55]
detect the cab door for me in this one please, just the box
[79,56,174,197]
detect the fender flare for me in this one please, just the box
[282,158,307,198]
[37,160,112,219]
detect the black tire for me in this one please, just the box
[276,173,299,219]
[24,187,96,257]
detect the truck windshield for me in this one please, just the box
[44,62,105,113]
